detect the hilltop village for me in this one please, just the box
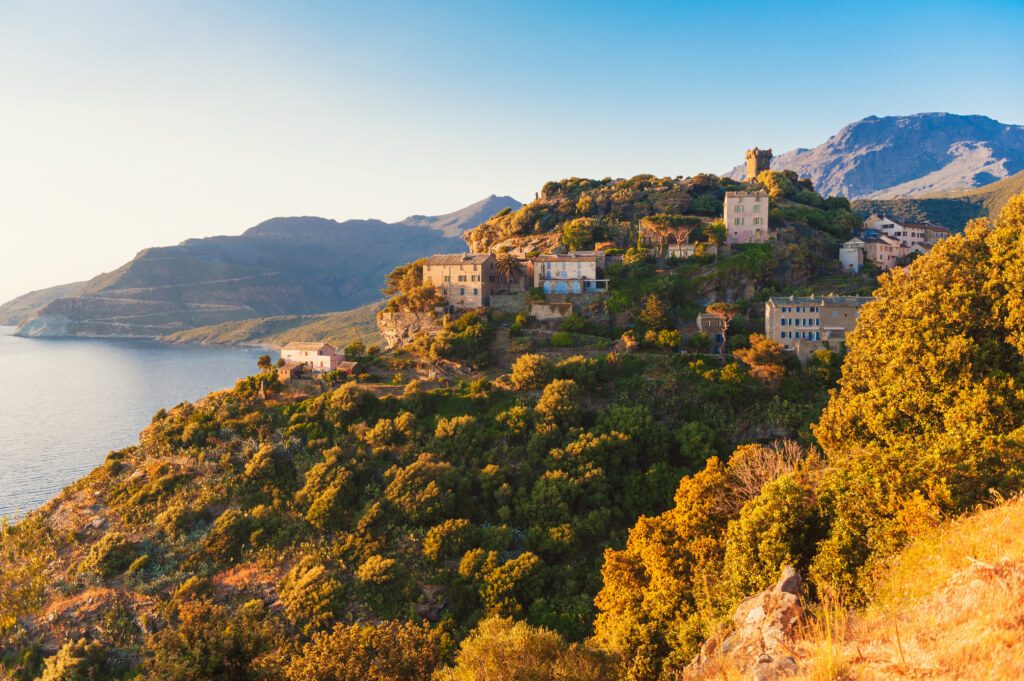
[277,149,952,381]
[5,155,1024,681]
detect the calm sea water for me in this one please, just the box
[0,327,270,518]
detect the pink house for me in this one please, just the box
[279,342,342,373]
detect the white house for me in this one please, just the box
[279,342,342,373]
[533,253,608,294]
[839,237,865,273]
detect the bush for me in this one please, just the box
[508,354,553,390]
[79,532,136,579]
[38,639,107,681]
[549,331,574,347]
[437,617,616,681]
[279,557,346,636]
[535,379,582,427]
[286,621,448,681]
[423,519,475,562]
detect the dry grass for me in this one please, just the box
[796,497,1024,680]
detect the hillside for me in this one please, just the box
[8,195,518,340]
[728,113,1024,198]
[2,185,1022,680]
[853,168,1024,230]
[161,301,385,349]
[0,281,86,326]
[795,497,1024,679]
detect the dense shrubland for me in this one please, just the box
[0,324,835,678]
[2,182,1022,679]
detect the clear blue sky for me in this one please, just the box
[1,0,1022,301]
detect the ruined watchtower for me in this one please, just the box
[745,147,773,180]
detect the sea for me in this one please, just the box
[0,327,271,518]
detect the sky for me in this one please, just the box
[1,0,1023,303]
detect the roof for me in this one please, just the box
[768,295,874,307]
[282,341,334,352]
[534,254,599,263]
[696,312,725,325]
[337,361,359,372]
[278,360,307,371]
[424,253,493,266]
[725,190,769,198]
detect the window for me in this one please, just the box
[734,218,741,225]
[473,288,478,295]
[459,288,465,295]
[443,276,450,282]
[457,275,467,282]
[753,204,761,213]
[753,218,761,225]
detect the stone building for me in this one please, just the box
[724,190,770,244]
[764,294,874,363]
[745,147,772,180]
[696,312,726,354]
[422,253,496,309]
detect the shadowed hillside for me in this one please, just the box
[10,196,518,339]
[852,168,1024,230]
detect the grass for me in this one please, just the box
[160,301,385,349]
[795,496,1024,679]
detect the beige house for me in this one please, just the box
[724,190,770,244]
[533,253,608,294]
[858,214,951,269]
[280,342,342,373]
[422,253,496,309]
[764,295,874,363]
[863,234,909,270]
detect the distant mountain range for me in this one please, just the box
[4,195,521,338]
[728,113,1024,199]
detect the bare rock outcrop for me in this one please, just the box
[686,566,804,680]
[376,310,444,349]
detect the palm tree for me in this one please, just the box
[494,253,525,292]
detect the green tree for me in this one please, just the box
[559,218,596,251]
[812,197,1024,598]
[704,302,740,352]
[638,294,670,329]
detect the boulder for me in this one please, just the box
[686,566,804,680]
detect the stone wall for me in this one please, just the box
[490,293,528,314]
[531,302,573,321]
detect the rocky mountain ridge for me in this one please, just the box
[728,112,1024,199]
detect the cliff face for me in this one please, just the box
[728,113,1024,198]
[10,196,518,339]
[376,310,444,349]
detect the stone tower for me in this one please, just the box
[745,147,773,180]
